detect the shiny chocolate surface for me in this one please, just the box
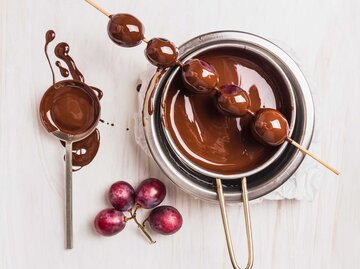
[163,48,291,174]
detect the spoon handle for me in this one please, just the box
[65,141,73,249]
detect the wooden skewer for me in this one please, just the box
[246,109,256,117]
[287,138,340,175]
[176,60,184,67]
[84,0,340,177]
[84,0,111,17]
[213,86,221,92]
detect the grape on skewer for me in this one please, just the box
[83,0,339,176]
[181,59,219,94]
[215,84,251,117]
[214,88,339,175]
[107,13,145,47]
[145,38,179,68]
[251,108,339,174]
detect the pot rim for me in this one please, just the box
[142,30,314,202]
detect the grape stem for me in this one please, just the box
[142,217,149,227]
[124,210,135,222]
[128,205,156,244]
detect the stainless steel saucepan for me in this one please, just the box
[142,31,314,269]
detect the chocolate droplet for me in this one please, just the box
[55,61,69,78]
[54,42,84,82]
[45,30,56,84]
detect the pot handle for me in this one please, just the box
[216,178,254,269]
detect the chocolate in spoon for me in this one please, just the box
[40,30,101,249]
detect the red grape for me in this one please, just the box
[94,208,126,236]
[108,181,135,211]
[148,206,182,235]
[135,178,166,209]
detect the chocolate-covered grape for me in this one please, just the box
[216,85,250,117]
[251,108,289,146]
[107,14,144,47]
[145,38,178,68]
[181,59,218,94]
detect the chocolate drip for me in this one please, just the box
[148,69,166,115]
[41,31,102,135]
[40,29,104,170]
[61,129,101,169]
[45,30,56,84]
[240,85,261,129]
[55,61,69,78]
[54,42,84,82]
[90,86,103,100]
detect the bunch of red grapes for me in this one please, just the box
[94,178,183,243]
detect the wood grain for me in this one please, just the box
[0,0,359,268]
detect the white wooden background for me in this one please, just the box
[1,0,359,268]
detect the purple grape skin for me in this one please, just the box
[108,181,135,211]
[94,208,126,236]
[135,178,166,209]
[149,206,183,235]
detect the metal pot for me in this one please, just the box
[142,31,314,269]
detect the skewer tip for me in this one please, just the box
[287,138,340,176]
[84,0,111,18]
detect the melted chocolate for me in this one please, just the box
[90,86,104,100]
[40,80,101,135]
[61,128,100,169]
[163,48,292,174]
[55,61,70,78]
[99,119,114,126]
[136,84,142,92]
[45,30,56,84]
[40,30,103,170]
[147,69,167,115]
[54,42,84,82]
